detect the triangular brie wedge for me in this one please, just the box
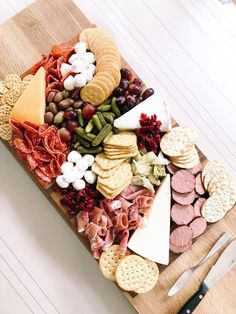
[128,174,171,265]
[114,92,172,132]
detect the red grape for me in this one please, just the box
[64,110,76,120]
[66,120,78,132]
[120,68,132,81]
[116,96,126,107]
[114,87,124,97]
[119,79,129,91]
[59,127,72,142]
[136,95,143,104]
[133,77,143,86]
[142,88,154,100]
[126,95,137,109]
[124,90,130,98]
[82,103,96,119]
[129,84,142,95]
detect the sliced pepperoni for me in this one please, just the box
[189,217,207,238]
[195,174,206,195]
[14,138,32,154]
[26,154,38,171]
[171,204,194,225]
[24,130,41,147]
[20,121,39,132]
[194,198,206,217]
[172,190,196,206]
[10,120,24,140]
[38,124,49,137]
[57,152,67,165]
[170,242,192,254]
[49,158,61,177]
[170,226,193,247]
[187,162,202,175]
[32,146,52,162]
[171,170,195,193]
[166,163,180,175]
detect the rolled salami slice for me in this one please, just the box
[171,203,194,225]
[167,163,180,175]
[171,170,195,193]
[170,226,193,247]
[172,190,196,206]
[195,173,206,195]
[189,217,207,238]
[170,242,192,254]
[194,197,206,217]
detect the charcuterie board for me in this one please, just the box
[1,1,236,313]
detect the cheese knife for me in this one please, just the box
[168,232,231,296]
[178,238,236,314]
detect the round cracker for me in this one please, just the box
[90,78,110,99]
[201,194,230,223]
[160,126,198,157]
[134,260,159,294]
[171,156,200,169]
[4,74,21,89]
[0,81,8,94]
[202,160,222,180]
[99,245,130,281]
[23,74,34,82]
[207,171,231,193]
[203,166,226,190]
[115,255,148,291]
[0,123,12,141]
[1,89,21,107]
[0,105,12,122]
[80,83,106,106]
[94,74,114,92]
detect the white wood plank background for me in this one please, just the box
[0,0,236,313]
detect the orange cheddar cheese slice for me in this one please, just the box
[10,67,46,125]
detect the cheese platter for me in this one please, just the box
[1,1,236,313]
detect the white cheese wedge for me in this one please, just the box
[114,92,172,132]
[128,174,171,265]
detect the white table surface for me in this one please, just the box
[0,0,236,313]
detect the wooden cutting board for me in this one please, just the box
[1,1,236,313]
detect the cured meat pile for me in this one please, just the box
[77,185,154,258]
[167,162,208,253]
[10,120,68,183]
[31,42,74,97]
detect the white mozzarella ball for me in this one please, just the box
[82,52,96,64]
[83,69,93,83]
[82,154,95,167]
[63,75,75,91]
[68,53,80,64]
[74,74,87,88]
[72,179,86,191]
[71,59,87,73]
[60,63,72,77]
[72,167,84,180]
[74,42,87,54]
[56,175,69,188]
[61,161,74,174]
[67,151,82,163]
[84,171,97,184]
[76,158,89,172]
[63,171,75,183]
[86,63,96,75]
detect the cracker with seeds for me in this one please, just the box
[134,259,159,294]
[0,123,12,141]
[95,153,126,170]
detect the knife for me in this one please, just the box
[168,232,231,297]
[178,238,236,314]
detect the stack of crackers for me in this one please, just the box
[99,245,159,293]
[104,131,138,160]
[0,74,33,140]
[201,160,236,222]
[79,28,121,106]
[160,126,199,169]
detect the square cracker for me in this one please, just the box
[92,162,120,178]
[95,153,126,170]
[105,131,137,147]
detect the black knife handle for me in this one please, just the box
[178,283,209,314]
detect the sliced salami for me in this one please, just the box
[171,170,195,193]
[170,226,193,247]
[194,197,206,217]
[189,217,207,238]
[195,174,206,195]
[166,163,180,175]
[171,204,194,225]
[172,190,196,206]
[187,162,202,175]
[170,242,192,254]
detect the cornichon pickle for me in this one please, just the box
[103,131,113,144]
[92,124,112,146]
[85,119,94,133]
[76,136,91,148]
[97,112,106,126]
[75,127,93,142]
[102,112,114,124]
[92,114,102,131]
[113,127,120,134]
[98,104,111,112]
[111,97,121,118]
[77,146,103,154]
[74,140,81,149]
[77,109,84,127]
[86,133,96,140]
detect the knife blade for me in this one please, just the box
[178,238,236,314]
